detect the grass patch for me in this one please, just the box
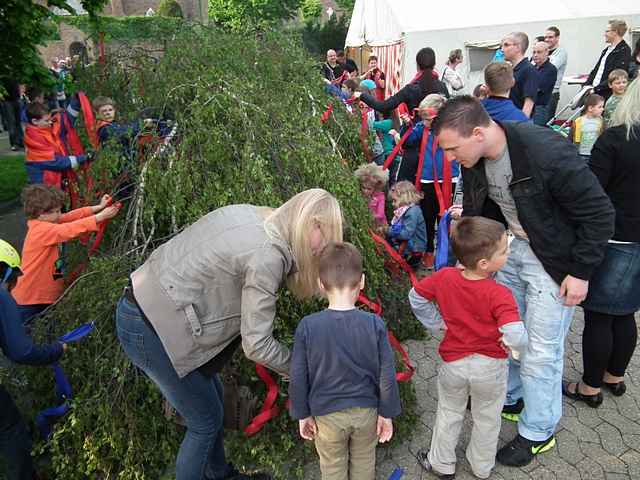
[0,154,26,202]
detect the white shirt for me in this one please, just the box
[549,46,568,93]
[593,45,614,87]
[441,65,464,96]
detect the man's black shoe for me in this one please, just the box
[501,398,524,422]
[496,434,556,467]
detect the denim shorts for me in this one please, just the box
[582,242,640,315]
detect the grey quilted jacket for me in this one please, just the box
[131,204,294,378]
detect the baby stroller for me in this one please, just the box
[545,85,594,137]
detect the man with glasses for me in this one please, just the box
[502,32,538,118]
[544,27,568,122]
[586,20,632,99]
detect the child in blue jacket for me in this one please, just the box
[387,181,427,269]
[404,94,459,269]
[0,239,66,480]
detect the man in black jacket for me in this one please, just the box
[434,96,614,468]
[586,19,632,99]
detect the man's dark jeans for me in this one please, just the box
[0,385,34,480]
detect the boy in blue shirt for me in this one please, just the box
[481,62,529,122]
[290,242,401,480]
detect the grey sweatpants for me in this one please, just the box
[428,354,508,478]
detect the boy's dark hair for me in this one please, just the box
[484,61,514,94]
[368,55,378,62]
[319,242,363,291]
[433,95,491,137]
[22,184,66,219]
[584,93,604,110]
[450,216,506,269]
[26,86,43,102]
[336,50,346,58]
[26,103,49,122]
[343,78,359,92]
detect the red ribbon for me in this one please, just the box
[359,105,372,161]
[431,136,452,217]
[78,92,99,149]
[356,292,415,383]
[414,125,429,190]
[369,231,418,288]
[387,330,415,382]
[383,125,413,170]
[244,364,281,437]
[320,103,334,124]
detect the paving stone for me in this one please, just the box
[575,403,605,428]
[537,450,581,477]
[558,415,601,443]
[527,465,558,479]
[606,474,633,480]
[576,456,606,479]
[579,443,628,474]
[619,450,640,478]
[621,434,640,453]
[595,422,629,456]
[598,410,640,435]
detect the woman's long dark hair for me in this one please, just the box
[633,38,640,62]
[415,47,440,96]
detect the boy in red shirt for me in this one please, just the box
[12,184,120,321]
[409,216,527,479]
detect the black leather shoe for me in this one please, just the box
[562,382,603,408]
[603,381,626,396]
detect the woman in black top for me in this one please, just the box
[355,47,448,116]
[629,38,640,79]
[563,77,640,408]
[354,48,447,183]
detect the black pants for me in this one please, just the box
[3,101,24,148]
[582,310,638,388]
[0,386,34,480]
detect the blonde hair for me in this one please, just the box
[264,189,343,300]
[611,77,640,140]
[608,19,627,37]
[484,61,514,94]
[92,96,115,112]
[608,68,629,85]
[419,93,446,113]
[354,163,388,191]
[390,181,422,207]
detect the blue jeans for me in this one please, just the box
[496,238,575,441]
[532,105,549,126]
[116,296,232,480]
[582,242,640,315]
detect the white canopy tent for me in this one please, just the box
[346,0,640,105]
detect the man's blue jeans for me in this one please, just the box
[532,105,549,126]
[116,296,232,480]
[496,238,575,441]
